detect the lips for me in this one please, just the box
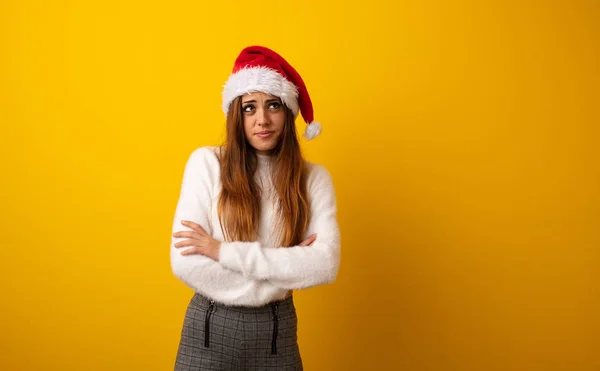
[256,131,274,138]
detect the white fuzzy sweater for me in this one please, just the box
[170,146,341,307]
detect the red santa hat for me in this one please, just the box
[221,46,322,140]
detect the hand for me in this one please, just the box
[173,220,222,261]
[299,233,317,247]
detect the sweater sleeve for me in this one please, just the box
[170,147,286,306]
[218,164,341,290]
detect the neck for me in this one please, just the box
[256,148,273,156]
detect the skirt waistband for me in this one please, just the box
[191,293,295,315]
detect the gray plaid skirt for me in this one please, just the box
[174,293,303,371]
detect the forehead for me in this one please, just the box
[241,91,280,101]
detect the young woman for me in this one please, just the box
[170,46,341,371]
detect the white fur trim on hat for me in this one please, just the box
[222,67,299,116]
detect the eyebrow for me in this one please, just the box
[242,98,282,104]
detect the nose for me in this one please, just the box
[255,108,270,127]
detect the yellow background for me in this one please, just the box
[1,1,598,370]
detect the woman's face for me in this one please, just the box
[241,91,286,155]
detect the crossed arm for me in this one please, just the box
[171,147,340,305]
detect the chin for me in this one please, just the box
[253,143,276,152]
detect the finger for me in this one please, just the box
[181,247,198,256]
[181,220,208,236]
[173,231,199,239]
[299,234,317,246]
[182,246,208,256]
[299,236,312,246]
[174,239,199,248]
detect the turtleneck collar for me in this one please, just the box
[256,152,272,167]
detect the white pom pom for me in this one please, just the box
[303,121,322,140]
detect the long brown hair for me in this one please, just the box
[217,96,310,247]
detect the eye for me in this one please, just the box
[268,102,282,110]
[242,104,255,113]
